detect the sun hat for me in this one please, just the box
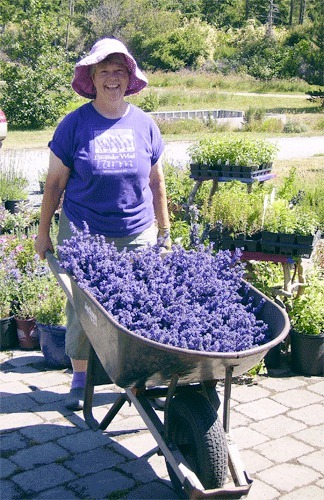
[72,38,148,99]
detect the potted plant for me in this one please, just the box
[38,168,47,194]
[11,272,44,350]
[189,136,278,181]
[288,270,324,376]
[3,233,44,349]
[0,169,29,214]
[0,202,41,235]
[205,181,264,250]
[35,275,71,368]
[261,199,321,257]
[0,268,18,349]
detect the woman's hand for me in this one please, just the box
[35,233,54,260]
[157,226,172,250]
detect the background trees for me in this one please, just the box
[0,0,322,128]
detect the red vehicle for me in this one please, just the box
[0,109,7,147]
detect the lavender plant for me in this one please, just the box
[58,223,270,353]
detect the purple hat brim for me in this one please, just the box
[71,38,148,99]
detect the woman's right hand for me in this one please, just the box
[34,233,54,260]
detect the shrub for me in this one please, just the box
[283,120,308,133]
[138,90,160,112]
[1,53,73,129]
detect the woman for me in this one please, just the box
[35,38,171,411]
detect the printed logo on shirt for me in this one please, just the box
[92,128,137,173]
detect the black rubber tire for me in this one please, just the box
[166,392,228,495]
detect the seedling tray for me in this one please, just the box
[190,163,275,184]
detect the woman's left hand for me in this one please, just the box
[157,226,172,250]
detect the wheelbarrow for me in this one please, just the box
[46,251,290,499]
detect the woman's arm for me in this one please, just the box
[35,151,70,259]
[149,158,171,248]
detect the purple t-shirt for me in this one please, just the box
[49,103,164,237]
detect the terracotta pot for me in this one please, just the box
[15,317,39,350]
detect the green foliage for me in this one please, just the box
[0,267,16,317]
[277,167,298,200]
[263,198,295,233]
[0,203,40,234]
[163,162,194,247]
[283,120,308,133]
[11,273,44,319]
[1,49,74,129]
[34,276,67,325]
[202,181,265,236]
[263,198,320,235]
[138,90,160,112]
[133,18,214,71]
[0,0,323,102]
[282,25,324,86]
[276,166,324,231]
[245,261,284,299]
[244,107,266,124]
[0,6,74,129]
[155,118,209,135]
[189,136,278,167]
[0,159,29,201]
[289,270,324,335]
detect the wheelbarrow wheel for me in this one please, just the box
[166,392,228,496]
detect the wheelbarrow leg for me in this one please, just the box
[223,366,253,490]
[83,344,128,431]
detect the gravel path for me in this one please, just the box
[1,136,323,192]
[163,136,324,166]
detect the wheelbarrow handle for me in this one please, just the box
[45,250,75,307]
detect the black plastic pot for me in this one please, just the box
[4,200,24,214]
[0,316,18,350]
[290,329,324,376]
[38,323,71,369]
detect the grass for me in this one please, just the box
[135,87,317,112]
[3,128,55,149]
[2,73,323,149]
[144,70,318,94]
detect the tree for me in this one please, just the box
[299,0,306,24]
[0,3,74,128]
[84,0,125,42]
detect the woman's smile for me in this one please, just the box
[93,63,130,101]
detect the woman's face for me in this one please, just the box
[92,58,130,104]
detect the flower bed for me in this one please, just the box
[58,223,270,353]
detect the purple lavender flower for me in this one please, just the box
[58,222,270,353]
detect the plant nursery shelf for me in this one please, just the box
[187,166,275,206]
[190,163,275,184]
[239,251,310,298]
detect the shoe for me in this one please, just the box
[65,387,84,411]
[152,397,166,410]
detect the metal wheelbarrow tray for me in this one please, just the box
[47,252,290,499]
